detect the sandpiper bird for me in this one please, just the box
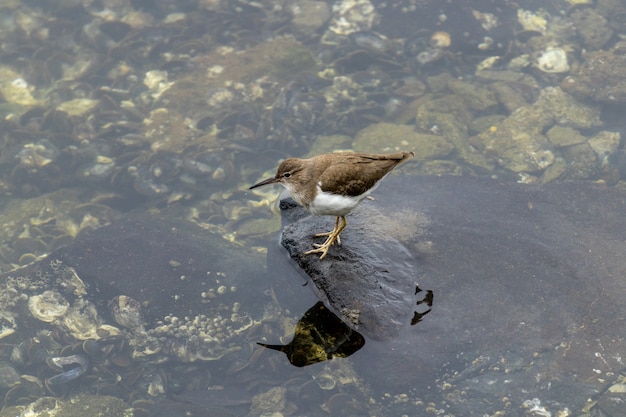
[249,151,414,259]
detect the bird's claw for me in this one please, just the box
[313,231,341,246]
[306,233,339,259]
[304,216,348,259]
[304,245,331,259]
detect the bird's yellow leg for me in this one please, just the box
[333,216,347,245]
[304,216,347,259]
[312,217,342,245]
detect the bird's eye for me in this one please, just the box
[283,172,291,178]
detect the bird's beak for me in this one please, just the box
[249,176,279,189]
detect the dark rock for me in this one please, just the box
[2,215,268,363]
[279,200,421,340]
[52,215,266,323]
[269,175,626,414]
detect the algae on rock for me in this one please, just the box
[354,122,453,161]
[470,87,601,173]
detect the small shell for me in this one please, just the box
[517,9,548,33]
[430,31,451,48]
[28,290,69,322]
[535,46,570,73]
[327,0,379,36]
[18,253,38,266]
[313,373,336,390]
[472,10,499,31]
[0,314,17,340]
[477,56,500,71]
[62,299,102,340]
[16,140,59,169]
[416,49,443,65]
[323,393,361,415]
[109,295,144,331]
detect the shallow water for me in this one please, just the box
[0,0,625,416]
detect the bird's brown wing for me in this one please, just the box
[317,153,412,197]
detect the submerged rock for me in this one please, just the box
[269,175,626,414]
[354,122,453,161]
[561,49,626,103]
[0,215,267,362]
[471,86,601,172]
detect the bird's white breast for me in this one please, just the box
[309,183,374,216]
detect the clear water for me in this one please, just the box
[1,0,625,416]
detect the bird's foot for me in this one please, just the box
[305,230,341,259]
[313,230,341,246]
[312,217,342,245]
[304,238,335,259]
[304,216,347,259]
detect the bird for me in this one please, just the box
[249,151,414,259]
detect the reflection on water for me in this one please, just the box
[258,301,366,367]
[0,0,625,415]
[411,286,433,325]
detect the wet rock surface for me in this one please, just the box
[276,197,421,340]
[269,175,626,414]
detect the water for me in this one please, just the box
[0,0,625,416]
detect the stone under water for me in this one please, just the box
[0,215,268,364]
[269,175,626,415]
